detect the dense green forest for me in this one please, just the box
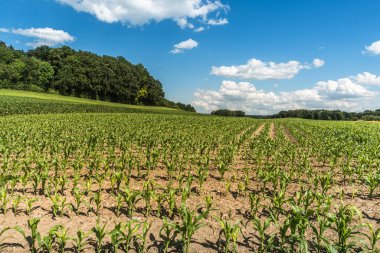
[267,109,380,121]
[210,108,380,121]
[0,41,195,111]
[211,109,246,117]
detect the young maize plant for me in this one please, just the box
[111,171,123,193]
[225,179,231,196]
[123,188,142,217]
[237,181,246,197]
[72,230,91,253]
[14,218,62,253]
[110,223,124,252]
[92,220,107,253]
[160,217,175,253]
[196,166,209,193]
[217,161,229,179]
[55,226,70,253]
[165,185,177,218]
[329,204,365,253]
[142,180,156,217]
[204,195,213,215]
[49,193,71,218]
[113,191,124,217]
[136,221,152,253]
[215,214,241,253]
[25,197,38,215]
[72,187,84,215]
[362,224,380,253]
[251,216,274,253]
[40,225,63,252]
[364,171,380,198]
[9,177,18,195]
[310,215,335,253]
[155,192,165,218]
[11,194,22,215]
[181,182,191,205]
[169,205,210,253]
[31,174,41,195]
[248,193,261,219]
[110,220,140,253]
[90,191,102,215]
[0,186,10,214]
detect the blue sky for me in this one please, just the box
[1,0,380,114]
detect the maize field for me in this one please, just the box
[0,112,379,252]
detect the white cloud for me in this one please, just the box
[313,58,325,68]
[0,28,10,33]
[210,58,324,80]
[207,18,228,25]
[176,18,194,29]
[365,40,380,55]
[194,26,205,32]
[315,78,374,98]
[171,38,198,54]
[193,74,378,115]
[1,27,74,47]
[354,72,380,86]
[56,0,228,30]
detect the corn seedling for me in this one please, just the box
[72,230,91,253]
[159,217,176,253]
[92,219,107,253]
[215,214,241,253]
[12,194,22,215]
[169,205,209,253]
[363,224,380,253]
[124,188,142,217]
[55,226,70,253]
[25,197,38,216]
[329,204,364,253]
[252,216,274,253]
[136,221,152,253]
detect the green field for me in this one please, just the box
[0,89,182,116]
[0,92,378,252]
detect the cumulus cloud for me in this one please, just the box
[354,72,380,86]
[171,39,198,54]
[210,58,324,80]
[0,27,74,47]
[56,0,228,30]
[364,40,380,55]
[312,58,325,68]
[315,78,374,98]
[193,74,378,115]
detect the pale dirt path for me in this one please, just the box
[269,122,275,140]
[281,124,298,144]
[251,123,265,138]
[233,123,266,167]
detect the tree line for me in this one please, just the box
[256,109,380,121]
[211,109,246,117]
[211,108,380,121]
[0,42,195,111]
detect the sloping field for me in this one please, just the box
[0,89,182,116]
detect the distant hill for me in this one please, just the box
[0,41,195,112]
